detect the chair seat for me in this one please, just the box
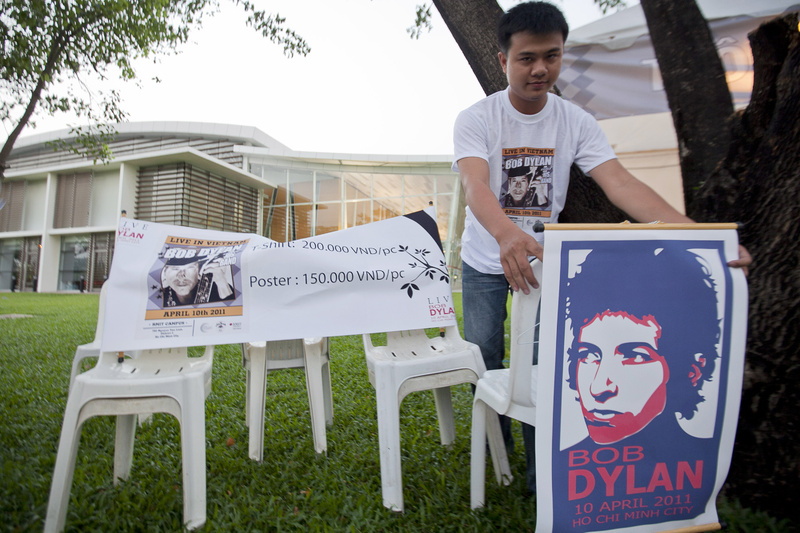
[74,354,212,391]
[474,367,539,423]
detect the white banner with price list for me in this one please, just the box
[100,207,456,351]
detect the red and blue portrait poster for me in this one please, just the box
[535,226,748,533]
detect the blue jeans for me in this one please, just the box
[462,261,537,494]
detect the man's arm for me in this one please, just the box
[459,156,543,292]
[588,159,692,224]
[589,158,752,273]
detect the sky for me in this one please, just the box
[18,0,624,156]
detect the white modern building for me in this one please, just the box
[0,122,463,293]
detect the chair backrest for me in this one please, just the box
[366,328,460,356]
[242,340,305,363]
[93,283,109,343]
[507,260,543,408]
[97,345,213,371]
[263,339,305,361]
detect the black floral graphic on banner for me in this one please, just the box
[398,245,450,298]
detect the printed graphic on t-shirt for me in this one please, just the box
[500,148,554,225]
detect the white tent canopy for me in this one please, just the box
[560,0,800,213]
[559,0,800,119]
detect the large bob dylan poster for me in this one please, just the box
[535,226,748,533]
[101,207,456,352]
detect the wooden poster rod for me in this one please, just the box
[659,522,723,533]
[536,222,741,232]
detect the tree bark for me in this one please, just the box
[431,0,506,96]
[639,0,734,217]
[0,33,66,181]
[694,14,800,520]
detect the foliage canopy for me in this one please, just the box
[0,0,309,179]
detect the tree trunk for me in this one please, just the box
[694,14,800,521]
[639,0,734,217]
[431,0,506,96]
[0,33,66,182]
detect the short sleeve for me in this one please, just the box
[452,107,490,173]
[573,112,617,174]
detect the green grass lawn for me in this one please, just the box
[0,292,792,532]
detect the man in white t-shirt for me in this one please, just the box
[452,0,751,496]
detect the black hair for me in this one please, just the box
[564,242,720,421]
[497,1,569,54]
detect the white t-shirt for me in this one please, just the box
[453,88,617,275]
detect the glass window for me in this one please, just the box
[91,233,114,290]
[372,174,403,199]
[404,175,435,196]
[289,170,313,204]
[345,176,370,201]
[436,175,456,195]
[0,239,21,291]
[315,203,341,235]
[264,205,287,241]
[291,204,313,240]
[404,196,430,214]
[59,235,90,291]
[437,207,451,243]
[316,173,341,203]
[373,201,399,222]
[263,185,287,207]
[22,237,41,291]
[258,166,288,190]
[345,200,372,228]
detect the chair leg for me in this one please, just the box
[44,398,85,533]
[322,359,334,426]
[304,347,329,454]
[114,414,138,483]
[243,345,251,428]
[374,386,405,512]
[247,347,268,462]
[470,399,488,509]
[180,381,207,530]
[432,387,456,446]
[486,409,512,486]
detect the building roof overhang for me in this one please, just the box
[6,146,275,189]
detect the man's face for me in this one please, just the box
[575,311,669,444]
[508,175,530,202]
[162,262,200,301]
[499,31,564,115]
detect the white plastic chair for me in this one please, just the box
[69,284,140,389]
[70,284,149,427]
[470,260,542,509]
[242,337,333,460]
[45,345,215,532]
[68,285,107,389]
[363,326,509,512]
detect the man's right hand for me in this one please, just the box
[459,156,545,294]
[497,226,543,294]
